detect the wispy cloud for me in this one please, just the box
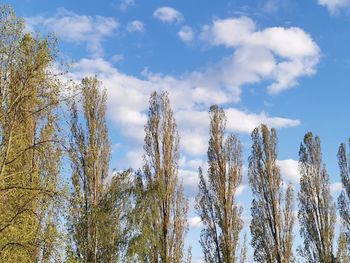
[153,6,183,23]
[277,159,300,183]
[318,0,350,14]
[126,20,144,32]
[110,54,124,63]
[263,0,289,13]
[26,8,118,56]
[119,0,136,12]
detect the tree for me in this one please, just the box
[248,124,294,263]
[196,105,246,263]
[96,169,134,262]
[130,91,189,263]
[337,139,350,260]
[68,77,128,262]
[298,132,336,263]
[337,224,349,263]
[0,5,63,262]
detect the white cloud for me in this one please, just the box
[68,54,301,157]
[179,169,200,189]
[201,17,320,94]
[69,58,149,142]
[26,8,118,56]
[331,182,344,193]
[176,108,300,156]
[262,0,289,13]
[44,11,321,260]
[153,6,183,23]
[127,20,144,32]
[66,18,309,157]
[263,0,280,12]
[188,216,203,228]
[236,185,247,196]
[318,0,350,14]
[178,25,194,42]
[277,159,300,183]
[180,157,207,171]
[201,17,255,47]
[110,54,124,63]
[124,149,144,170]
[226,109,300,133]
[119,0,136,12]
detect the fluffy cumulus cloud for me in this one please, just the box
[318,0,350,14]
[61,15,319,181]
[69,58,149,143]
[176,108,299,156]
[178,25,194,42]
[69,57,301,159]
[277,159,300,183]
[126,20,144,32]
[188,216,203,228]
[153,6,183,23]
[26,8,118,56]
[201,16,320,94]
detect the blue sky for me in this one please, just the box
[7,0,350,261]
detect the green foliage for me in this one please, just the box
[196,105,246,263]
[337,140,350,261]
[298,133,336,263]
[249,125,294,263]
[129,91,189,263]
[0,4,63,262]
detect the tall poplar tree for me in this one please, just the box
[68,77,122,262]
[298,132,336,263]
[0,5,63,262]
[196,105,246,263]
[337,226,349,263]
[130,91,189,263]
[248,124,294,263]
[337,139,350,259]
[68,77,133,262]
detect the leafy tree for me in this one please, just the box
[337,139,350,260]
[0,5,63,262]
[68,77,130,262]
[337,225,349,263]
[298,132,336,263]
[196,105,246,263]
[249,124,294,263]
[97,169,134,262]
[130,91,189,263]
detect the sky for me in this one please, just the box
[6,0,350,261]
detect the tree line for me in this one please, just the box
[1,4,350,263]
